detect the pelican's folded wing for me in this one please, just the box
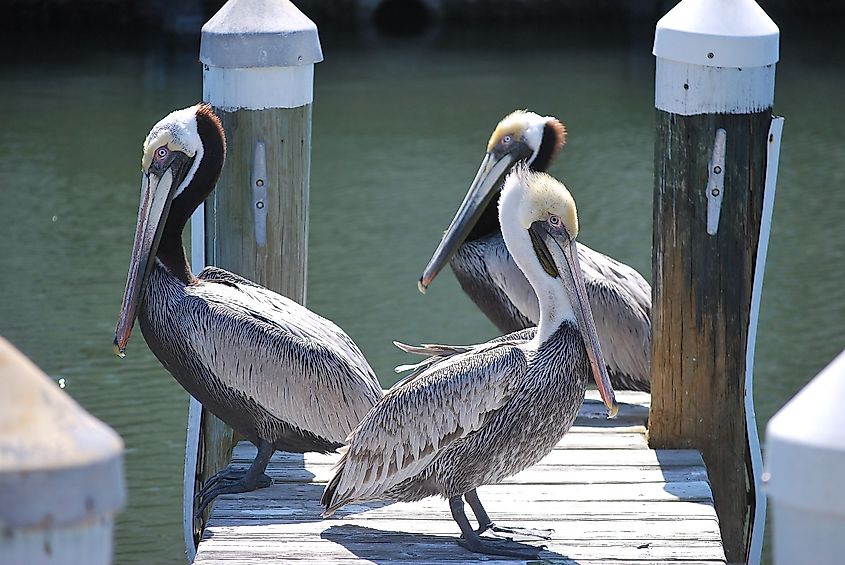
[322,343,527,512]
[181,272,383,445]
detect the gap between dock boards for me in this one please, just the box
[193,391,726,564]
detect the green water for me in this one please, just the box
[1,27,842,564]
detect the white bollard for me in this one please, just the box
[184,0,323,560]
[0,338,125,565]
[654,0,779,117]
[766,350,845,565]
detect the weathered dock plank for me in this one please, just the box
[193,391,725,564]
[204,480,714,505]
[230,446,705,469]
[196,540,726,563]
[226,462,709,485]
[198,518,723,539]
[211,500,719,523]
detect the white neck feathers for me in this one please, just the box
[522,118,546,165]
[175,141,203,199]
[499,177,576,346]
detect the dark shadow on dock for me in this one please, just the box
[326,499,394,518]
[575,395,649,429]
[269,450,317,483]
[653,448,718,508]
[321,523,576,564]
[209,447,400,527]
[206,450,331,525]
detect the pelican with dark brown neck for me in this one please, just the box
[113,104,383,514]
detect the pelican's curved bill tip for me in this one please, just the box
[113,339,126,358]
[417,279,428,295]
[607,401,619,419]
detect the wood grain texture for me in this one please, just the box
[191,105,313,545]
[206,106,311,299]
[202,518,722,539]
[231,444,705,468]
[194,391,726,564]
[218,460,709,485]
[211,499,720,522]
[650,109,771,562]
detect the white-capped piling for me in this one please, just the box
[0,337,125,565]
[184,0,322,558]
[649,0,781,562]
[766,350,845,565]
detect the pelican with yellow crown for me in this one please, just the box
[418,110,651,392]
[323,166,617,559]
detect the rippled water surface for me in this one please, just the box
[1,25,842,565]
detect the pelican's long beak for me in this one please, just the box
[418,152,517,292]
[530,223,618,418]
[113,168,180,357]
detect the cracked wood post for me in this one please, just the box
[649,0,781,563]
[183,0,322,559]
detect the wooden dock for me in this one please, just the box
[193,391,725,564]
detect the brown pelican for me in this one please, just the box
[322,166,618,559]
[113,104,383,513]
[418,110,651,392]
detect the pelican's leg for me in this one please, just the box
[464,489,493,531]
[449,496,543,559]
[195,440,274,515]
[465,489,554,540]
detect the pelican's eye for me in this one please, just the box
[502,135,513,145]
[548,214,562,228]
[156,146,169,160]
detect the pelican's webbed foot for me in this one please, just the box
[464,488,554,540]
[194,440,275,516]
[458,534,544,559]
[449,495,545,559]
[476,523,555,540]
[198,466,248,495]
[195,470,272,515]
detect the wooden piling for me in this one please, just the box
[650,1,780,563]
[183,0,322,559]
[0,337,125,565]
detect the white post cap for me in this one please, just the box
[654,0,779,68]
[766,349,845,515]
[200,0,323,69]
[0,337,125,530]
